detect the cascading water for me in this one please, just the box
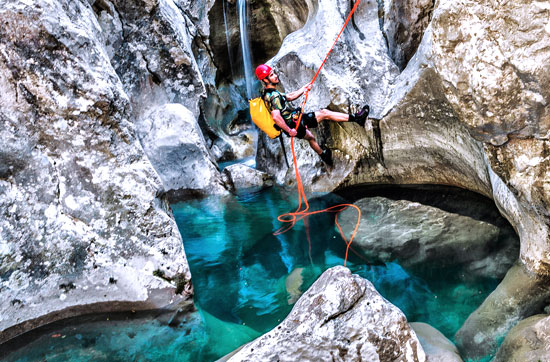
[238,0,254,99]
[222,0,234,78]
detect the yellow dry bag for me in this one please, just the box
[249,97,281,139]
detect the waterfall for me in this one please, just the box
[237,0,254,100]
[222,0,234,77]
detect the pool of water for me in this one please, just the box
[4,186,505,362]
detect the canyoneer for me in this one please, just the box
[254,64,369,166]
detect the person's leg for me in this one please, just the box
[315,106,370,126]
[315,109,348,122]
[304,130,332,165]
[303,130,322,154]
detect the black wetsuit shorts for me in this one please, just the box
[281,111,317,139]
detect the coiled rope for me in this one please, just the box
[273,0,363,267]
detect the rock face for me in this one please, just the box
[338,197,516,278]
[227,266,426,362]
[431,0,550,277]
[106,0,207,117]
[135,103,228,197]
[0,0,202,343]
[383,0,434,70]
[493,314,550,362]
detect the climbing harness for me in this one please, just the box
[274,0,363,267]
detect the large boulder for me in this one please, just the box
[227,266,426,362]
[135,103,229,197]
[338,197,516,278]
[0,0,192,343]
[410,322,462,362]
[493,314,550,362]
[222,163,273,193]
[431,0,550,278]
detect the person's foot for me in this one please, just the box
[352,105,370,127]
[319,147,333,166]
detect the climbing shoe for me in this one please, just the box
[350,104,370,127]
[320,147,333,166]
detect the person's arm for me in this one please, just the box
[286,83,313,101]
[272,110,297,137]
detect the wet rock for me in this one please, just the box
[493,314,550,362]
[455,263,550,360]
[339,197,514,278]
[227,266,426,362]
[410,322,462,362]
[135,103,229,197]
[222,163,273,193]
[0,0,192,343]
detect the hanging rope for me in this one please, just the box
[274,0,363,267]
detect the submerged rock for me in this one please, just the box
[136,103,229,197]
[227,266,426,362]
[493,314,550,362]
[455,263,550,360]
[410,322,462,362]
[338,197,515,278]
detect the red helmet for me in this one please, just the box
[255,64,272,80]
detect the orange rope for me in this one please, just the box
[274,0,362,267]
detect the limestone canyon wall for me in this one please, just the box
[1,0,550,359]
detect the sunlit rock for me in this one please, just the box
[0,0,192,343]
[106,0,207,116]
[410,322,462,362]
[455,263,550,360]
[222,163,273,193]
[493,314,550,362]
[227,266,426,362]
[136,103,229,197]
[339,197,516,279]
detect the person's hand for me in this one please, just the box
[288,128,298,137]
[304,83,313,92]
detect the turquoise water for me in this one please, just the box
[4,186,502,361]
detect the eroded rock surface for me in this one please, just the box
[493,314,550,362]
[455,263,550,360]
[227,266,426,362]
[0,0,195,343]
